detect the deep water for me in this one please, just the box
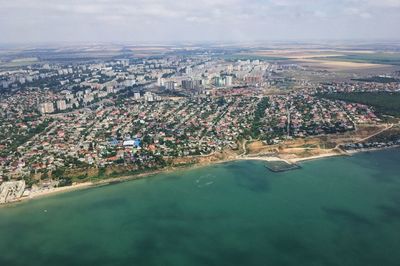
[1,149,400,266]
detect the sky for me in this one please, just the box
[0,0,399,44]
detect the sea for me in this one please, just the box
[1,149,400,266]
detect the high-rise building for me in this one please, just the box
[144,92,154,102]
[165,81,176,90]
[213,77,224,87]
[185,67,192,75]
[182,80,194,90]
[56,100,67,111]
[134,92,141,100]
[224,76,233,87]
[120,59,129,66]
[193,80,203,89]
[157,77,165,87]
[39,102,55,114]
[1,81,9,89]
[182,79,203,90]
[106,86,115,94]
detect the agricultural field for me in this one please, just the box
[322,53,400,66]
[241,49,400,71]
[221,53,288,61]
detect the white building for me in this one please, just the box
[0,180,26,204]
[106,86,115,94]
[165,81,176,90]
[144,92,154,102]
[185,67,192,75]
[157,77,165,87]
[39,102,54,114]
[56,100,67,111]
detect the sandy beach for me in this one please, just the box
[288,152,345,163]
[1,168,173,206]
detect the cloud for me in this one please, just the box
[366,0,400,7]
[344,7,372,19]
[0,0,399,43]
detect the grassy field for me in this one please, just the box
[322,53,400,66]
[318,92,400,117]
[367,126,400,143]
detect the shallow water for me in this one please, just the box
[1,149,400,266]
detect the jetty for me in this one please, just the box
[264,160,301,172]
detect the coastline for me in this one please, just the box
[289,152,346,163]
[1,167,177,207]
[2,162,230,207]
[3,146,399,207]
[235,151,346,163]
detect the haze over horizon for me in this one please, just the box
[0,0,400,44]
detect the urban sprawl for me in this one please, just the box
[1,52,400,203]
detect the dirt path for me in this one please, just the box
[358,123,394,142]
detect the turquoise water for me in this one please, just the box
[1,149,400,266]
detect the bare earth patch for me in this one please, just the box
[294,58,386,70]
